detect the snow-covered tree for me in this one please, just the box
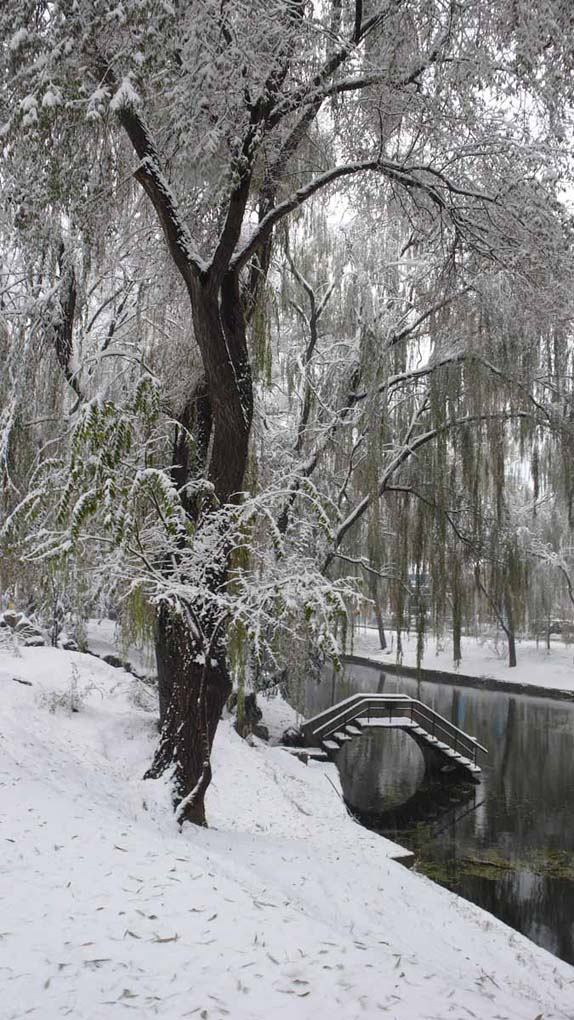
[2,0,574,822]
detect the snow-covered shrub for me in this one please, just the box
[127,676,157,713]
[0,609,45,647]
[36,663,102,715]
[0,621,21,656]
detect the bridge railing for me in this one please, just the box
[302,693,406,742]
[301,693,488,765]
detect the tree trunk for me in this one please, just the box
[453,605,462,665]
[148,607,232,826]
[451,556,463,666]
[475,567,517,669]
[147,277,252,823]
[144,281,252,824]
[369,574,387,650]
[155,603,176,730]
[504,591,517,668]
[507,629,517,668]
[375,603,387,650]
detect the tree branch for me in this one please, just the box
[268,9,389,128]
[232,156,490,273]
[325,409,538,568]
[116,105,206,282]
[51,245,83,401]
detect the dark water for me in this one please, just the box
[299,662,574,966]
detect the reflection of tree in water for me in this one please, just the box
[461,871,574,966]
[498,697,516,804]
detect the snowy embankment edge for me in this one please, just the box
[345,652,574,701]
[351,626,574,700]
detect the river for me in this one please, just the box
[298,660,574,966]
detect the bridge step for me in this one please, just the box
[424,735,450,749]
[344,724,363,737]
[322,739,341,753]
[332,730,352,744]
[279,746,328,762]
[366,716,414,728]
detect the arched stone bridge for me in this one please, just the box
[300,693,487,780]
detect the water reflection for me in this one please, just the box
[338,729,425,813]
[298,663,574,965]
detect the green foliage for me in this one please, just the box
[120,583,155,658]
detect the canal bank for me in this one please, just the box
[298,658,574,965]
[352,625,574,700]
[5,641,574,1020]
[345,652,574,702]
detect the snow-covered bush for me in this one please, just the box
[126,676,157,714]
[0,609,45,647]
[35,663,102,715]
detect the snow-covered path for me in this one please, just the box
[2,647,573,1019]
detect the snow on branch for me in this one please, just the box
[117,106,207,280]
[231,158,495,273]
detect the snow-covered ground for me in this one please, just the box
[354,625,574,693]
[85,617,156,678]
[2,643,573,1019]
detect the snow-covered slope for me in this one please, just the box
[2,646,573,1020]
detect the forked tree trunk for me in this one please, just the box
[146,279,252,823]
[116,109,255,825]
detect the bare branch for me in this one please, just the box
[385,287,472,350]
[233,157,492,273]
[326,409,539,568]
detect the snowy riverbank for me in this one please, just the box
[2,643,573,1019]
[354,625,574,694]
[85,617,574,696]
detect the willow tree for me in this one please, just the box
[271,189,574,669]
[2,0,574,823]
